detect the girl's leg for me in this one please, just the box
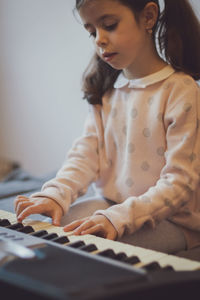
[60,196,114,226]
[119,220,187,254]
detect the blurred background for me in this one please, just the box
[0,0,199,177]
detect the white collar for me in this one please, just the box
[114,65,175,89]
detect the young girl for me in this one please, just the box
[15,0,200,254]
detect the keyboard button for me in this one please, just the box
[0,219,11,227]
[124,255,140,265]
[6,223,24,230]
[17,226,34,234]
[31,230,48,237]
[52,236,69,244]
[68,241,85,248]
[79,244,98,252]
[42,233,58,240]
[143,261,161,271]
[98,249,116,259]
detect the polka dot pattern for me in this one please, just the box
[141,161,150,171]
[131,108,138,119]
[125,178,134,188]
[143,128,151,137]
[128,143,135,154]
[122,125,127,135]
[111,108,118,118]
[157,113,163,122]
[183,103,192,113]
[189,153,196,162]
[157,147,165,156]
[148,96,154,106]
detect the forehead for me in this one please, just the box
[79,0,128,24]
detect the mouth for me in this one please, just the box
[102,52,117,62]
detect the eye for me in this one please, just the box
[89,31,96,38]
[104,23,118,31]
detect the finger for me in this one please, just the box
[14,195,29,211]
[73,220,96,235]
[15,201,32,217]
[106,231,116,240]
[63,218,88,232]
[52,209,63,227]
[17,205,46,222]
[80,224,105,237]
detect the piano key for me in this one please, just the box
[51,236,70,244]
[17,226,34,234]
[1,209,200,272]
[162,265,174,271]
[6,223,24,230]
[157,254,200,271]
[124,255,141,265]
[98,249,117,259]
[31,230,48,237]
[68,240,85,248]
[0,219,11,227]
[114,252,127,261]
[142,261,161,272]
[79,243,98,253]
[42,233,58,240]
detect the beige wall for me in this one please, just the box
[0,0,92,175]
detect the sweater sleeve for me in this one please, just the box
[95,80,200,238]
[31,106,100,214]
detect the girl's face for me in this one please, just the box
[79,0,155,78]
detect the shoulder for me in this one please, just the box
[163,71,200,92]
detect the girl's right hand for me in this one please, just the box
[14,195,63,226]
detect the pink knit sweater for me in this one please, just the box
[32,65,200,249]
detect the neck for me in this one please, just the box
[123,44,167,80]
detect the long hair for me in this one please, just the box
[75,0,200,105]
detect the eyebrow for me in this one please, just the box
[84,14,118,30]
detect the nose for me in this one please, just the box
[95,29,108,47]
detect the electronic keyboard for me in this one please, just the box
[0,209,200,300]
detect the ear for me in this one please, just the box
[142,2,159,32]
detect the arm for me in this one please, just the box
[94,80,200,239]
[15,106,100,222]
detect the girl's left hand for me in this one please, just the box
[63,215,117,240]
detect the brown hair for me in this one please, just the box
[75,0,200,104]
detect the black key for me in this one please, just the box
[114,252,127,261]
[17,226,34,234]
[143,261,161,271]
[68,241,85,248]
[79,244,98,252]
[98,249,116,259]
[42,233,58,240]
[124,255,140,265]
[52,236,69,244]
[162,265,174,271]
[6,223,24,230]
[0,219,11,227]
[31,230,48,237]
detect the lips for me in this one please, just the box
[102,52,117,62]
